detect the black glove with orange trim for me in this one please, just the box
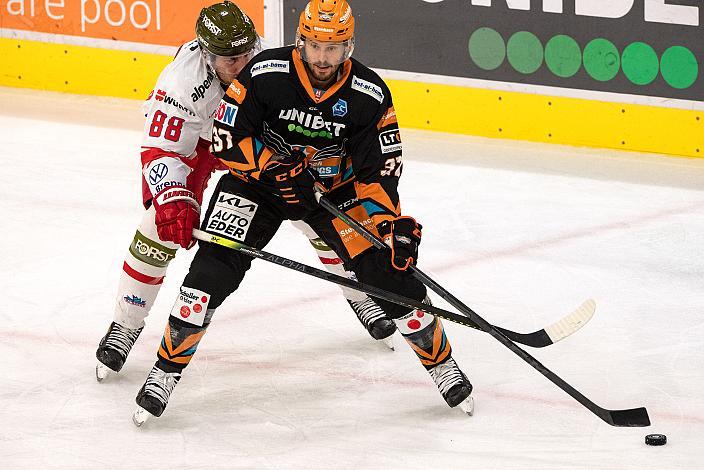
[265,150,321,211]
[376,216,422,271]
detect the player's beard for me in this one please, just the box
[307,62,340,88]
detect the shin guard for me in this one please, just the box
[115,209,179,329]
[394,297,452,370]
[156,286,214,371]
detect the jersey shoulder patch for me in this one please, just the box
[250,59,290,77]
[350,75,384,103]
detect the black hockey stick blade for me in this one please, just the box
[603,407,651,427]
[192,229,585,348]
[314,193,649,427]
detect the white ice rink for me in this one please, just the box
[1,86,703,469]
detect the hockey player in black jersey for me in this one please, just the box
[133,0,473,425]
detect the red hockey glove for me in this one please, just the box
[376,216,422,271]
[265,150,322,211]
[152,187,200,249]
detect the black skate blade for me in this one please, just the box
[604,407,650,427]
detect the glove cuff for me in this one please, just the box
[153,187,200,213]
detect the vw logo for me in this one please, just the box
[149,163,169,185]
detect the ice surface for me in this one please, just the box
[1,87,702,469]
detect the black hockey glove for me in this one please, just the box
[376,216,422,271]
[265,150,322,211]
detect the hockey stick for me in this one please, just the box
[314,194,650,427]
[193,229,590,348]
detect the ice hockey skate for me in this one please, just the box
[132,364,182,426]
[347,298,396,349]
[429,357,474,415]
[95,322,143,382]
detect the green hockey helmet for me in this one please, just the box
[196,1,260,57]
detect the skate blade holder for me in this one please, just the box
[459,396,474,416]
[95,363,114,382]
[132,407,153,427]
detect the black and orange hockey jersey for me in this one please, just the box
[210,46,404,225]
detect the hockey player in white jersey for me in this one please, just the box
[96,1,395,382]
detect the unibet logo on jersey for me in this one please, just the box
[205,192,258,241]
[279,108,346,138]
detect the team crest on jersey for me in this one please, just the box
[332,99,348,117]
[214,101,239,126]
[250,60,290,77]
[351,76,384,103]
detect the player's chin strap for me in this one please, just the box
[312,188,650,428]
[192,228,591,349]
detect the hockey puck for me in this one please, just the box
[645,434,667,446]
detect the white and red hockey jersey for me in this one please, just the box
[140,39,226,208]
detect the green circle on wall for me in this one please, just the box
[583,38,620,82]
[507,31,543,74]
[622,42,659,86]
[545,35,582,78]
[660,46,698,89]
[468,27,506,71]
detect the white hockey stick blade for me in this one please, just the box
[95,363,114,382]
[132,407,152,427]
[459,396,474,416]
[543,299,596,344]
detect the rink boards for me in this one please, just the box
[1,0,702,158]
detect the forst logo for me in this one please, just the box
[232,37,250,46]
[135,239,175,263]
[203,16,222,35]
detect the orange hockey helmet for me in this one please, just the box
[296,0,355,65]
[298,0,355,42]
